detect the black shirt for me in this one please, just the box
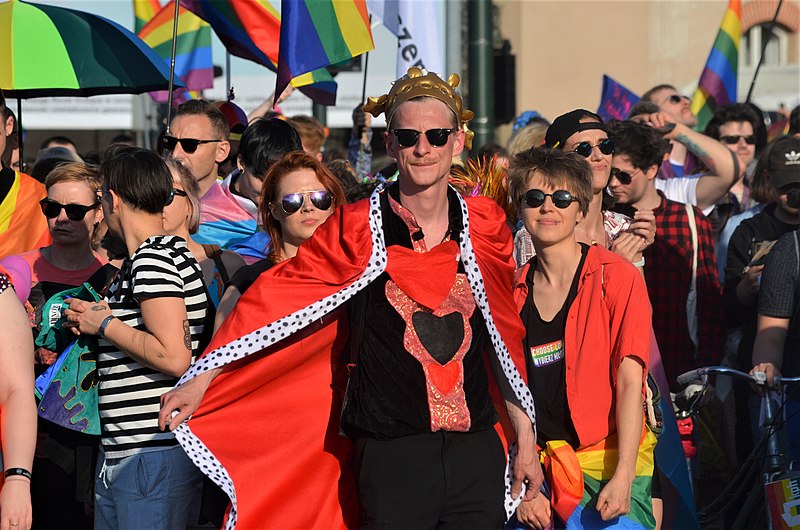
[521,244,588,448]
[227,258,275,295]
[340,184,498,439]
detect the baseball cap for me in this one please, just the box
[545,109,606,149]
[768,136,800,189]
[213,101,248,142]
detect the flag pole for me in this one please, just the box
[16,99,23,172]
[226,50,232,98]
[360,15,373,105]
[745,0,783,103]
[165,0,182,135]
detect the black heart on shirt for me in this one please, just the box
[412,311,464,366]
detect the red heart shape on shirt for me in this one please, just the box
[427,361,461,395]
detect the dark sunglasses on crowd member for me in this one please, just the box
[39,198,99,221]
[665,94,690,104]
[573,138,614,158]
[280,190,334,215]
[163,188,187,207]
[609,167,639,185]
[720,135,756,146]
[523,189,578,209]
[780,186,800,209]
[162,135,222,154]
[391,128,458,148]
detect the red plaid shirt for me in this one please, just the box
[641,192,725,390]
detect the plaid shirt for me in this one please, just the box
[641,192,725,390]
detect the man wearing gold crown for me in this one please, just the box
[159,68,542,529]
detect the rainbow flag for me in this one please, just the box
[276,0,374,105]
[182,0,338,105]
[690,0,741,130]
[134,0,162,33]
[138,0,213,104]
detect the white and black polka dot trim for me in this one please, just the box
[454,192,537,520]
[174,184,389,529]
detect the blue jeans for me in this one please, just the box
[94,445,202,530]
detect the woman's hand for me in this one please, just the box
[516,493,552,530]
[158,370,219,431]
[0,478,32,530]
[610,233,643,263]
[63,299,112,336]
[596,470,633,521]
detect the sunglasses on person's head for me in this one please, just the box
[280,190,334,215]
[523,189,578,209]
[162,135,222,154]
[573,138,614,158]
[609,167,642,185]
[39,198,99,221]
[391,128,458,148]
[720,135,756,145]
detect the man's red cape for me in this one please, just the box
[178,193,530,529]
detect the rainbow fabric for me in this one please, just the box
[133,0,162,33]
[690,0,741,130]
[541,430,657,529]
[138,0,213,104]
[275,0,373,104]
[182,0,338,105]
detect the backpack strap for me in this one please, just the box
[202,244,231,285]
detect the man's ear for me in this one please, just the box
[215,140,231,164]
[4,115,14,137]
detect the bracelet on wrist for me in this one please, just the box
[98,315,117,339]
[632,256,645,268]
[4,468,32,481]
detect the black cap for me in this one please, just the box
[545,109,606,149]
[769,136,800,189]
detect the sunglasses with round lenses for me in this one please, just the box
[523,189,578,209]
[391,128,458,148]
[720,135,756,145]
[666,94,689,104]
[39,199,99,221]
[162,135,222,154]
[573,138,614,158]
[281,190,334,214]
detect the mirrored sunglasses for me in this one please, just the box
[720,135,756,145]
[39,199,99,221]
[281,190,334,214]
[573,138,614,158]
[391,128,458,148]
[523,189,578,209]
[162,135,222,154]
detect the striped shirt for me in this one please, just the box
[97,235,208,459]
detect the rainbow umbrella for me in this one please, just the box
[0,0,184,98]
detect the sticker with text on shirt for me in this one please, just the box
[530,340,564,367]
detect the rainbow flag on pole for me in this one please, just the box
[690,0,741,130]
[182,0,339,105]
[275,0,374,105]
[138,0,213,104]
[134,0,162,33]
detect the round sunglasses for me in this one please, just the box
[162,135,222,154]
[573,138,614,158]
[280,190,333,215]
[523,189,578,209]
[720,135,756,145]
[391,128,458,148]
[39,199,99,221]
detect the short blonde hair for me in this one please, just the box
[164,158,201,234]
[506,122,548,157]
[45,162,102,194]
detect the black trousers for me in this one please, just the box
[354,428,506,530]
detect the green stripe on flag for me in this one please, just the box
[713,30,739,74]
[303,0,349,62]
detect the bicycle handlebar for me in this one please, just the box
[676,365,800,387]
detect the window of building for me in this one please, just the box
[743,23,789,67]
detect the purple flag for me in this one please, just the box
[597,75,640,122]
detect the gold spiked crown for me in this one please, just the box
[364,66,475,150]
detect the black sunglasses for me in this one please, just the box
[39,199,99,221]
[523,189,578,209]
[280,190,333,215]
[720,135,756,145]
[573,138,614,158]
[666,94,689,104]
[164,188,187,207]
[162,135,222,154]
[609,167,641,185]
[391,128,458,148]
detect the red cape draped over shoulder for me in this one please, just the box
[178,190,532,529]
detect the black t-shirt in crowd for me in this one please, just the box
[521,244,588,448]
[227,258,275,295]
[340,185,498,440]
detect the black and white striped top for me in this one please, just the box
[97,235,208,459]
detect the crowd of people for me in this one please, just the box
[0,65,798,530]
